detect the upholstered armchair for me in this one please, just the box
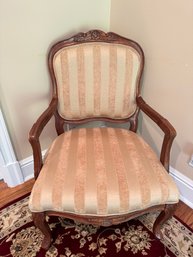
[29,30,179,250]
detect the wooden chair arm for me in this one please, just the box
[29,97,58,179]
[136,96,176,171]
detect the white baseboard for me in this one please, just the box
[0,157,24,187]
[19,156,34,182]
[19,153,193,209]
[0,109,24,187]
[19,150,47,182]
[169,166,193,209]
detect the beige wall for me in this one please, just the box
[1,0,193,181]
[110,0,193,179]
[0,0,110,160]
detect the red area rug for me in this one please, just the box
[0,196,192,256]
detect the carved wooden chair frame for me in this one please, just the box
[29,30,178,250]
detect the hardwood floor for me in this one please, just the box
[0,179,34,208]
[175,201,193,229]
[0,179,193,229]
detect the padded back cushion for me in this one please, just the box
[53,42,141,120]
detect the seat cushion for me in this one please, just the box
[29,128,179,216]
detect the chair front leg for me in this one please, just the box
[153,204,178,239]
[32,212,52,250]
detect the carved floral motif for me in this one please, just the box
[74,30,117,42]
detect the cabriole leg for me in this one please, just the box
[32,212,52,250]
[153,204,177,239]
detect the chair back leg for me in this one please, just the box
[153,203,178,239]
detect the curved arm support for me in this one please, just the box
[137,96,176,172]
[29,97,58,179]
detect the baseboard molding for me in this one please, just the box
[19,150,47,182]
[0,109,24,187]
[169,166,193,209]
[19,154,193,209]
[0,159,24,187]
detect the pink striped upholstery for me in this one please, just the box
[29,128,179,216]
[53,43,141,120]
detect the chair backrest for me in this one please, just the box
[48,30,144,121]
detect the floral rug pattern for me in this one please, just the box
[0,196,193,257]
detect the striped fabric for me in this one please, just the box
[53,43,141,120]
[29,128,179,216]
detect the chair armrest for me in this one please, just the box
[29,97,58,179]
[136,96,176,172]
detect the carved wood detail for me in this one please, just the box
[47,204,165,227]
[74,30,118,42]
